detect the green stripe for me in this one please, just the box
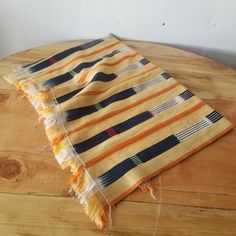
[130,155,142,165]
[132,159,142,165]
[95,103,103,110]
[69,70,77,77]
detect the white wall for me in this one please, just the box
[0,0,236,69]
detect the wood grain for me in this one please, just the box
[0,39,236,235]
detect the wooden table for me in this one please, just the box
[0,40,236,236]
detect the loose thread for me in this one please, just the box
[152,175,162,236]
[33,115,44,129]
[139,179,158,200]
[34,143,51,152]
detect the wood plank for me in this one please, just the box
[0,193,236,236]
[1,148,236,210]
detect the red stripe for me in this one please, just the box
[49,57,57,64]
[106,128,117,137]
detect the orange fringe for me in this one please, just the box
[70,169,111,229]
[70,166,85,184]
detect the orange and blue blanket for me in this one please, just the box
[4,34,234,228]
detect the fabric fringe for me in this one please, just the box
[4,68,112,228]
[70,169,111,229]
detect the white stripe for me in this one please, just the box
[132,75,164,93]
[149,95,185,116]
[176,120,209,137]
[175,119,212,140]
[176,123,209,140]
[150,100,178,115]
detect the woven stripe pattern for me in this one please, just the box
[4,34,233,228]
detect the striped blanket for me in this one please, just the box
[4,34,234,228]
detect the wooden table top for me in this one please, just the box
[0,40,236,236]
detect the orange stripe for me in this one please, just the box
[79,52,138,82]
[30,41,121,81]
[104,123,234,208]
[52,82,179,146]
[75,90,107,97]
[75,65,159,98]
[83,101,205,169]
[100,52,138,66]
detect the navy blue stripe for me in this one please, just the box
[139,58,150,65]
[99,159,136,187]
[42,50,119,88]
[161,72,172,80]
[73,131,111,154]
[113,111,153,133]
[100,88,136,107]
[30,60,52,72]
[73,111,153,154]
[66,105,98,121]
[22,59,44,68]
[90,72,117,83]
[138,135,179,162]
[179,90,194,100]
[66,88,136,121]
[55,88,83,104]
[43,73,73,88]
[54,71,171,104]
[28,38,104,73]
[55,72,117,105]
[99,135,180,187]
[206,111,223,123]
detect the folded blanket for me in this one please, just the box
[4,34,233,228]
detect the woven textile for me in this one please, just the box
[4,34,233,228]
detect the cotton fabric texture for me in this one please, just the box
[4,34,234,228]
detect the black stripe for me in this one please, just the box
[54,72,116,104]
[55,88,83,104]
[113,111,153,133]
[66,105,98,121]
[28,38,104,73]
[22,59,44,68]
[100,88,136,107]
[73,111,153,154]
[99,158,136,187]
[43,73,73,88]
[65,88,136,121]
[41,50,120,88]
[99,135,180,187]
[206,111,223,123]
[90,72,117,83]
[73,131,111,154]
[161,72,172,80]
[139,58,150,65]
[179,90,194,100]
